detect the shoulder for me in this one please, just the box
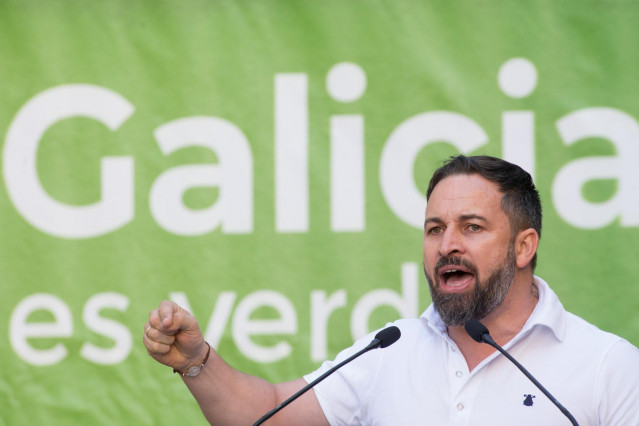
[564,317,639,424]
[564,312,638,352]
[381,317,441,352]
[390,317,431,339]
[561,312,639,389]
[349,316,438,352]
[534,277,637,356]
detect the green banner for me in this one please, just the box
[1,1,638,424]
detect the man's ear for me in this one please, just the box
[514,228,539,269]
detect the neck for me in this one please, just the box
[448,273,539,371]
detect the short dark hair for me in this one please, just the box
[426,155,542,270]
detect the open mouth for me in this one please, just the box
[437,264,476,292]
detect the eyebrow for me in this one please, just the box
[424,214,488,227]
[459,214,488,222]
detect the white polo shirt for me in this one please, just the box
[303,277,639,425]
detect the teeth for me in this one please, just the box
[445,269,459,274]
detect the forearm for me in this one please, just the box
[182,351,279,425]
[144,302,326,425]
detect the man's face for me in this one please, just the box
[423,174,516,326]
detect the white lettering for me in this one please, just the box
[553,107,639,228]
[380,112,488,228]
[331,116,365,232]
[310,290,347,361]
[9,294,73,366]
[80,293,131,365]
[232,290,297,363]
[498,58,538,180]
[275,74,309,232]
[150,117,253,235]
[327,63,366,231]
[502,111,535,180]
[351,262,418,339]
[3,84,134,238]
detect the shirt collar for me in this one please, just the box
[421,275,567,342]
[524,276,567,341]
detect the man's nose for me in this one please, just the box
[439,228,465,257]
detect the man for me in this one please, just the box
[144,155,639,425]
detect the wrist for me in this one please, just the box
[173,341,211,377]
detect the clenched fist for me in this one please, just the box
[143,300,208,373]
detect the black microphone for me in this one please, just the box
[252,326,401,426]
[465,319,579,426]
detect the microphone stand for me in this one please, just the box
[252,338,382,426]
[480,335,578,426]
[466,319,579,426]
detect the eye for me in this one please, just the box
[467,224,481,232]
[428,226,443,235]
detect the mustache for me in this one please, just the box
[434,256,478,276]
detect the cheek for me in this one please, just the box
[475,248,508,274]
[422,246,439,275]
[422,240,435,260]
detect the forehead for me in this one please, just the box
[426,174,504,219]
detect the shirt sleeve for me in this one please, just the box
[302,331,381,426]
[595,339,639,425]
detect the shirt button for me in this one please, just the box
[455,371,463,377]
[457,403,464,411]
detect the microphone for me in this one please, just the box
[252,326,401,426]
[465,319,579,426]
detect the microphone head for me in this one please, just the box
[464,319,489,343]
[375,326,401,348]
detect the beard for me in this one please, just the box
[424,245,516,327]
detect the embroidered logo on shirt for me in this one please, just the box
[523,394,536,406]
